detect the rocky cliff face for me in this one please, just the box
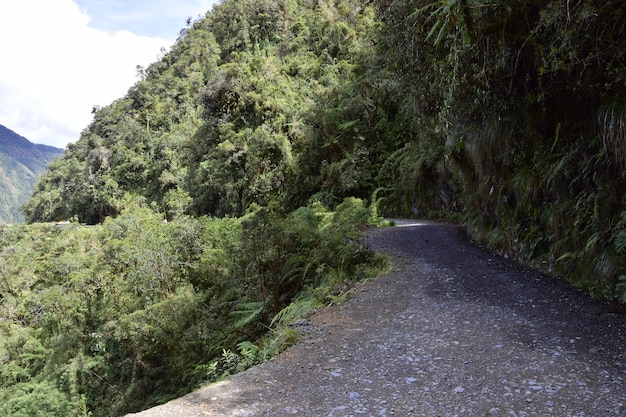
[0,124,64,222]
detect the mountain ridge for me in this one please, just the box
[0,124,64,222]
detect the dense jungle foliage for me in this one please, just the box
[3,0,625,415]
[1,199,384,416]
[376,0,626,298]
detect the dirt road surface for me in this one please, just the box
[127,220,626,416]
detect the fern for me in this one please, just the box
[236,341,267,364]
[598,100,626,169]
[615,230,626,254]
[617,276,626,303]
[231,301,266,328]
[270,296,320,328]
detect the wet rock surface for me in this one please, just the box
[127,220,626,416]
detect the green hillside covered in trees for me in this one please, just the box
[1,0,625,415]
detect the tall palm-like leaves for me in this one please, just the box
[598,101,626,170]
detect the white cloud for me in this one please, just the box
[0,0,174,148]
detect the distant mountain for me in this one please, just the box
[0,124,64,222]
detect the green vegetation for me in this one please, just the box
[3,0,625,415]
[376,0,626,298]
[23,0,393,224]
[0,200,385,416]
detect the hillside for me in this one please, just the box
[0,124,64,222]
[23,0,392,225]
[2,0,625,415]
[24,0,626,297]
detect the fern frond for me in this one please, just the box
[270,297,320,328]
[231,301,266,328]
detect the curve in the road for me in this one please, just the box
[127,221,626,416]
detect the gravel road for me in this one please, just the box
[127,220,626,416]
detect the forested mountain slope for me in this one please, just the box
[0,124,63,222]
[24,0,394,225]
[25,0,626,298]
[3,2,390,415]
[4,0,624,415]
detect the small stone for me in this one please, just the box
[454,386,465,393]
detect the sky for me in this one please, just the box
[0,0,219,149]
